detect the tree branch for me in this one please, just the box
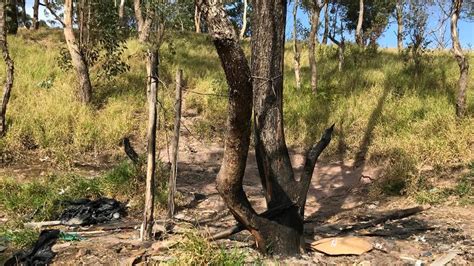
[41,0,66,28]
[297,124,334,216]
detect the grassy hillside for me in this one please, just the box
[0,29,473,191]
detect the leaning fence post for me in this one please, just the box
[168,69,183,219]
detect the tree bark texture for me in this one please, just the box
[355,0,364,46]
[292,0,301,89]
[134,0,152,42]
[140,49,159,240]
[195,4,201,33]
[168,69,183,219]
[0,1,15,137]
[396,0,403,52]
[32,0,39,30]
[322,1,329,45]
[64,0,93,103]
[239,0,248,39]
[197,0,333,256]
[119,0,126,23]
[309,2,323,94]
[451,0,469,118]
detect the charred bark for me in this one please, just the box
[0,1,15,137]
[198,0,333,256]
[451,0,469,118]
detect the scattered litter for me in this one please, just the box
[414,235,427,243]
[311,237,373,256]
[4,229,60,266]
[60,198,126,226]
[430,251,458,266]
[59,232,85,241]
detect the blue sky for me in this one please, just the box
[286,2,474,49]
[24,0,474,49]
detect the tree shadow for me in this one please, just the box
[305,67,394,223]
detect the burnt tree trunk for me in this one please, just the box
[292,0,301,89]
[309,2,324,94]
[168,69,183,218]
[32,0,39,30]
[0,0,14,137]
[451,0,469,118]
[396,0,403,52]
[355,0,364,46]
[198,0,333,256]
[64,0,93,103]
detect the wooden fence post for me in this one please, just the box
[168,69,183,218]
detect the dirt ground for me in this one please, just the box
[2,129,472,265]
[1,113,473,265]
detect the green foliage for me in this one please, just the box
[415,164,474,205]
[0,227,38,249]
[171,231,247,265]
[0,159,169,223]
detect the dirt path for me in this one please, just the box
[2,110,473,264]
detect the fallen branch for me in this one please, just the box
[338,206,429,234]
[24,221,61,228]
[123,137,140,165]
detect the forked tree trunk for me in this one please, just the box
[292,0,301,89]
[64,0,93,103]
[0,1,15,137]
[355,0,364,46]
[309,2,323,94]
[194,5,201,33]
[168,69,183,218]
[134,0,152,42]
[32,0,39,30]
[396,0,403,52]
[198,0,333,256]
[239,0,248,39]
[451,0,469,118]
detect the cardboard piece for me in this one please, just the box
[311,237,373,256]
